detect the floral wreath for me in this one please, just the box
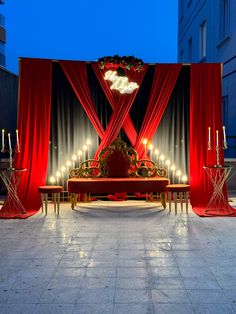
[98,55,144,72]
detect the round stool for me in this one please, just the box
[166,184,190,214]
[38,186,63,215]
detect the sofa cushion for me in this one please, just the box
[106,150,130,178]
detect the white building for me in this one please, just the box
[178,0,236,157]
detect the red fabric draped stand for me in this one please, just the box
[190,63,236,216]
[0,58,52,218]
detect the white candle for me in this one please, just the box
[8,133,11,150]
[1,129,4,150]
[208,127,211,144]
[216,130,219,147]
[16,129,19,147]
[223,126,226,143]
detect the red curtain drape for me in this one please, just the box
[91,63,148,146]
[190,63,235,215]
[60,61,105,139]
[93,65,148,159]
[134,64,182,158]
[0,58,52,218]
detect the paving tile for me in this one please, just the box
[73,303,113,314]
[151,288,191,304]
[117,267,148,278]
[77,288,115,304]
[0,304,37,314]
[33,304,74,314]
[153,303,194,314]
[116,277,149,290]
[187,289,229,304]
[114,303,152,314]
[39,287,79,303]
[115,289,150,303]
[192,303,235,314]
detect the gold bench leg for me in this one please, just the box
[70,193,78,210]
[186,191,189,214]
[160,192,166,209]
[168,192,171,212]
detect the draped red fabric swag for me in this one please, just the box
[91,63,148,146]
[60,61,105,139]
[134,64,182,158]
[93,65,148,159]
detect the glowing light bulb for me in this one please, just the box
[72,154,77,161]
[176,170,181,176]
[61,166,66,172]
[49,176,56,184]
[176,170,182,183]
[170,165,176,184]
[165,160,170,166]
[182,175,188,183]
[66,160,72,167]
[170,165,176,171]
[160,154,165,161]
[56,171,61,177]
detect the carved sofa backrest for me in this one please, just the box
[69,138,166,178]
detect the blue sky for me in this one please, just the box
[2,0,178,74]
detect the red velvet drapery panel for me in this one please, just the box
[190,63,234,215]
[91,63,148,146]
[0,58,52,218]
[134,64,182,158]
[60,61,105,139]
[93,66,148,159]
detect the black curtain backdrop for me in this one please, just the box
[49,63,190,187]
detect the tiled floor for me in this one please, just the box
[1,199,236,314]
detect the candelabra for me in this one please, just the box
[1,145,20,169]
[208,141,227,167]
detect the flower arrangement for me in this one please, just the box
[98,55,144,72]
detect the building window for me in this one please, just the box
[0,40,5,55]
[179,50,184,63]
[220,0,230,40]
[200,21,206,60]
[0,14,5,29]
[188,37,192,62]
[179,0,184,20]
[222,95,229,128]
[0,40,5,67]
[186,0,192,7]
